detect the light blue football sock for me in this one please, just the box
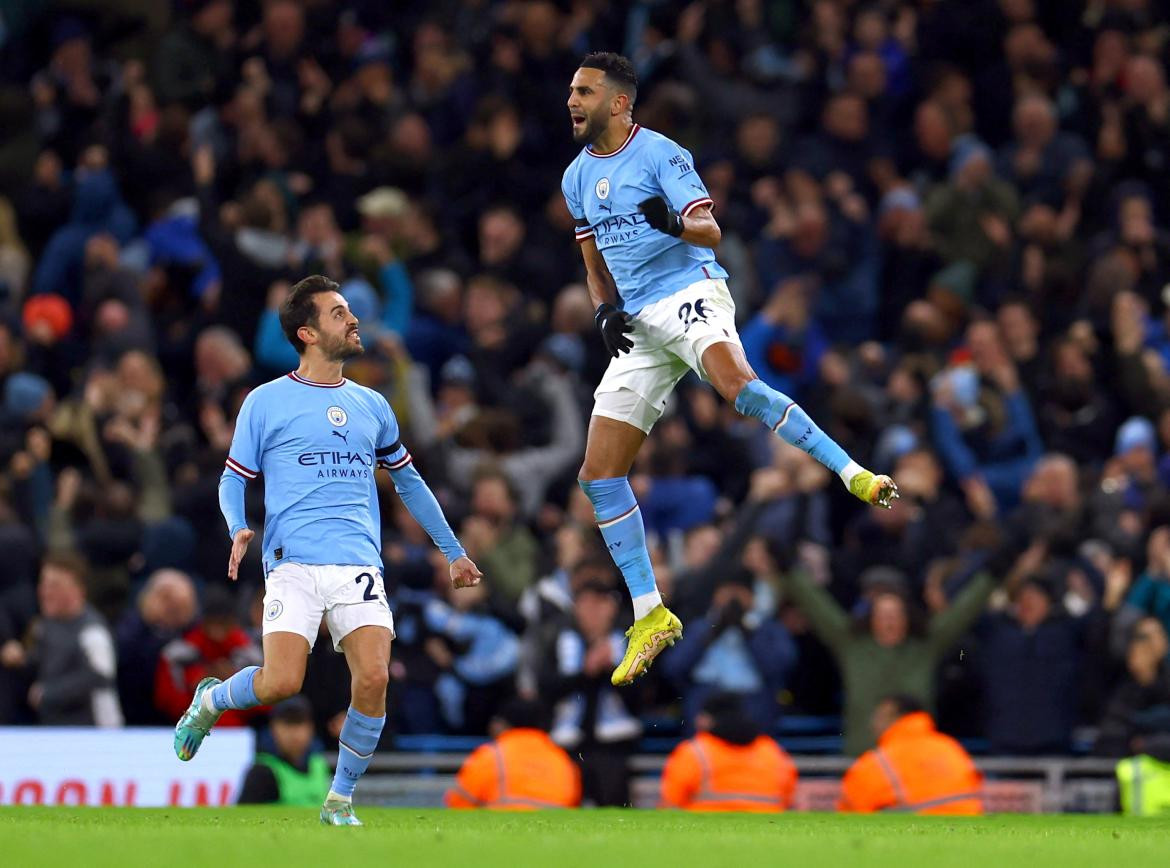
[579,476,660,617]
[209,665,261,712]
[330,707,385,799]
[735,379,853,475]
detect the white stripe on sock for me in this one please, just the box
[598,504,639,529]
[772,402,795,432]
[339,739,374,760]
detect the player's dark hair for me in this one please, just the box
[281,274,340,354]
[579,51,638,104]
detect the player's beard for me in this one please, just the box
[573,107,609,145]
[323,329,364,362]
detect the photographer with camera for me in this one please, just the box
[660,568,797,734]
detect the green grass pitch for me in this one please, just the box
[2,808,1169,868]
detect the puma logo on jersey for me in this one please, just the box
[332,430,349,445]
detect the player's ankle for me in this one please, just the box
[200,689,218,717]
[838,460,865,487]
[632,590,662,620]
[325,790,352,804]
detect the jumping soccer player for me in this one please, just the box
[563,52,898,686]
[173,275,481,826]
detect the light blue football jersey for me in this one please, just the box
[221,371,410,570]
[561,124,728,314]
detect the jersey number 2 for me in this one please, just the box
[354,572,378,601]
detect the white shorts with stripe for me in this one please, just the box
[263,562,395,652]
[593,277,742,433]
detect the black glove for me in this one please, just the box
[595,303,634,357]
[638,196,684,237]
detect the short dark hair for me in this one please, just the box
[570,556,620,594]
[495,697,550,731]
[280,275,340,354]
[701,691,747,720]
[41,551,88,587]
[579,52,638,104]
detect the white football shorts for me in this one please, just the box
[262,562,395,652]
[593,277,742,433]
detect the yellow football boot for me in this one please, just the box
[611,604,683,686]
[849,470,900,508]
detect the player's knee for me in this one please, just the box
[352,664,389,699]
[258,669,303,703]
[578,455,622,483]
[712,371,756,405]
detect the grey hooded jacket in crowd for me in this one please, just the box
[28,605,123,727]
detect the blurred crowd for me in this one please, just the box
[4,0,1170,795]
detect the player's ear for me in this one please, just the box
[297,324,316,347]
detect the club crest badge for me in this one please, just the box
[595,177,610,200]
[265,600,283,621]
[327,406,347,426]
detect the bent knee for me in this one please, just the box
[259,671,303,703]
[705,367,755,404]
[353,665,389,698]
[578,453,622,483]
[579,450,635,484]
[715,376,754,405]
[578,465,603,485]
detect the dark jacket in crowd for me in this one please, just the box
[1096,664,1170,758]
[28,606,123,726]
[977,612,1085,754]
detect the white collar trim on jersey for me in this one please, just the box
[288,371,346,388]
[586,123,640,158]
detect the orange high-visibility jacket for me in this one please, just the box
[445,728,581,810]
[839,712,983,814]
[660,731,798,811]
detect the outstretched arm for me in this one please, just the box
[927,572,997,655]
[778,568,851,656]
[376,393,480,588]
[385,457,481,588]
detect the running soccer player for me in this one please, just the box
[563,53,898,686]
[173,275,481,826]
